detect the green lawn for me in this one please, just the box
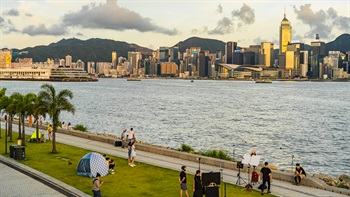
[0,130,274,197]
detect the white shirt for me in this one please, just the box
[128,130,134,139]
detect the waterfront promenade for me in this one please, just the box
[1,125,348,197]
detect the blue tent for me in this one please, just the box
[76,152,109,178]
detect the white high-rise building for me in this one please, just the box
[66,55,72,68]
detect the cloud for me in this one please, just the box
[22,24,68,36]
[0,16,4,24]
[217,4,223,14]
[231,3,255,25]
[25,13,33,17]
[4,9,19,16]
[293,4,349,39]
[76,32,84,36]
[62,1,178,36]
[191,26,209,34]
[208,17,233,35]
[253,36,267,44]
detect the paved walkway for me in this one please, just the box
[4,125,348,197]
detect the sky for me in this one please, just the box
[0,0,349,50]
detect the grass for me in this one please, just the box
[0,130,274,197]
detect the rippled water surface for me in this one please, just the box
[1,79,349,177]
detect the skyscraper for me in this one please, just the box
[225,41,237,64]
[259,42,274,67]
[279,11,292,54]
[112,51,117,68]
[65,55,72,68]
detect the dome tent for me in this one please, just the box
[77,152,109,178]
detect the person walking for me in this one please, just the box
[294,163,306,185]
[128,128,135,140]
[47,124,53,140]
[260,162,272,195]
[193,170,203,197]
[127,140,135,166]
[179,166,189,197]
[130,140,136,167]
[29,115,33,127]
[92,173,104,197]
[120,129,127,148]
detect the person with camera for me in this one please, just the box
[259,162,272,195]
[193,170,203,197]
[92,173,104,197]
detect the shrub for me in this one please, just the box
[200,149,232,161]
[73,124,87,132]
[179,144,194,153]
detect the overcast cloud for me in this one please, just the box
[22,24,68,36]
[62,1,178,36]
[217,4,223,14]
[3,9,19,16]
[293,4,349,39]
[231,3,255,25]
[208,17,233,35]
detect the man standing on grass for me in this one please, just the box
[260,162,272,195]
[92,173,104,197]
[179,166,189,197]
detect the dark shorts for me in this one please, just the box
[180,183,188,190]
[128,149,132,156]
[92,190,101,197]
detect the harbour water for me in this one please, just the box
[1,79,349,177]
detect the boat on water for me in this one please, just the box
[255,79,272,83]
[127,78,141,81]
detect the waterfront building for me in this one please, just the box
[128,51,142,73]
[112,51,117,68]
[160,62,177,77]
[59,59,65,67]
[279,11,292,55]
[65,55,72,68]
[243,51,255,65]
[249,45,260,65]
[159,47,170,62]
[300,51,308,77]
[233,51,244,65]
[310,35,326,78]
[225,41,237,64]
[285,42,304,77]
[199,51,210,77]
[169,46,179,62]
[259,42,274,67]
[0,49,12,69]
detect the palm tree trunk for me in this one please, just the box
[18,118,22,139]
[9,116,13,142]
[52,126,57,153]
[22,119,26,146]
[36,118,39,142]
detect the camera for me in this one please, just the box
[237,161,244,169]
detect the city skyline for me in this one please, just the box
[0,0,349,50]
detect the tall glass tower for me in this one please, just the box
[279,12,292,54]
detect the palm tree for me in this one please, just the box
[7,93,23,140]
[0,88,7,139]
[38,84,75,153]
[2,95,16,142]
[11,93,36,146]
[33,96,46,142]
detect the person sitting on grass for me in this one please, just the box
[109,159,115,174]
[294,163,306,185]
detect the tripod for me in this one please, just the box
[236,164,247,185]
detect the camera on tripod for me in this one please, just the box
[237,161,244,169]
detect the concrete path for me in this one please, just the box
[6,125,348,197]
[0,155,89,197]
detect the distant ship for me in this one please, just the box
[255,79,272,83]
[127,78,141,81]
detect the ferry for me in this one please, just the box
[255,79,272,83]
[127,78,141,81]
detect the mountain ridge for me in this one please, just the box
[7,34,350,63]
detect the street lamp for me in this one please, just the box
[197,157,201,171]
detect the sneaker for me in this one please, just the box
[130,164,134,168]
[261,192,264,195]
[267,191,271,194]
[128,163,131,166]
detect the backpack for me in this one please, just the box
[251,171,259,183]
